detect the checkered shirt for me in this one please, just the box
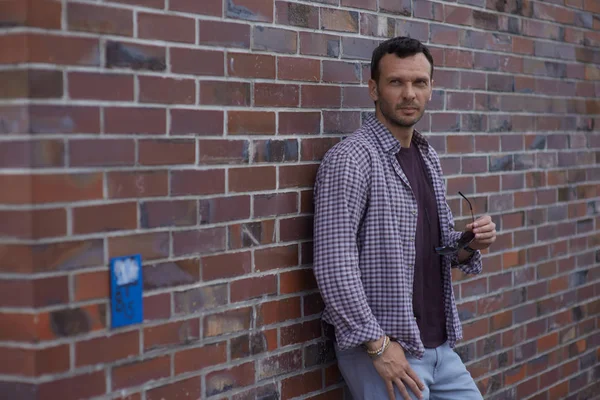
[313,113,483,358]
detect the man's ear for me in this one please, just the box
[368,79,378,102]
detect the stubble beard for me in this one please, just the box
[376,91,425,129]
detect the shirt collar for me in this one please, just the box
[364,112,430,155]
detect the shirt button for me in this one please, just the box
[412,210,417,215]
[410,237,415,242]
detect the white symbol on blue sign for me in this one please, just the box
[110,254,143,329]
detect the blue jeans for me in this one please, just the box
[335,341,483,400]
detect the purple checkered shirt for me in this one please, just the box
[313,113,483,358]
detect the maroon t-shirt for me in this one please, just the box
[396,141,447,348]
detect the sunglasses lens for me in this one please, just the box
[457,231,475,247]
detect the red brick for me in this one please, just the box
[105,107,166,135]
[171,109,223,135]
[254,193,298,217]
[253,139,299,163]
[147,377,202,400]
[323,60,361,84]
[38,371,106,400]
[0,0,61,29]
[76,331,139,366]
[282,370,322,399]
[172,227,227,257]
[321,8,358,32]
[228,220,276,250]
[281,319,322,346]
[74,271,109,301]
[254,83,300,107]
[73,202,137,234]
[228,111,276,135]
[231,275,278,302]
[144,319,200,351]
[171,48,224,76]
[228,53,276,79]
[253,26,297,54]
[144,293,171,321]
[229,166,276,192]
[259,349,303,379]
[280,216,313,242]
[139,76,195,105]
[169,0,221,15]
[199,20,250,48]
[170,170,225,196]
[139,139,195,166]
[299,32,340,57]
[206,362,255,396]
[1,173,99,205]
[301,85,341,108]
[0,276,68,308]
[255,245,299,272]
[28,33,100,66]
[108,170,168,199]
[28,104,100,134]
[200,81,250,106]
[199,195,250,224]
[279,112,321,134]
[68,3,132,35]
[141,200,197,228]
[69,139,134,167]
[0,208,66,239]
[138,13,195,43]
[69,72,133,101]
[174,342,227,374]
[204,307,253,337]
[109,232,169,261]
[279,164,319,189]
[202,251,252,281]
[257,297,302,326]
[0,34,27,64]
[278,57,320,81]
[112,356,171,390]
[343,0,376,9]
[463,318,489,341]
[0,69,63,99]
[280,268,317,294]
[227,0,273,22]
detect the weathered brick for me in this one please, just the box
[68,3,133,35]
[112,357,170,390]
[278,57,320,81]
[199,20,250,48]
[300,32,340,57]
[254,83,300,107]
[321,8,358,32]
[138,13,195,43]
[76,331,139,366]
[253,26,297,53]
[106,41,166,71]
[206,362,255,396]
[228,53,276,79]
[0,69,63,99]
[204,307,253,337]
[172,227,227,257]
[139,76,195,104]
[277,2,319,28]
[146,377,202,400]
[227,0,273,22]
[228,111,276,135]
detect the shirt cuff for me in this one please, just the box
[334,317,385,350]
[450,248,483,274]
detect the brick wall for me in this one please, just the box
[0,0,599,399]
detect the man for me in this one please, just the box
[313,36,497,400]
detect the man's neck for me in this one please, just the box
[375,110,414,148]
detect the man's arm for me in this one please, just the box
[313,153,384,349]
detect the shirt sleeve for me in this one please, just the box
[313,152,384,350]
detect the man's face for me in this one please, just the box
[368,53,433,128]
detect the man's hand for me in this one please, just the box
[465,215,496,250]
[370,339,424,400]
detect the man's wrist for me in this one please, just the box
[365,335,386,352]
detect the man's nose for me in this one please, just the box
[402,83,416,100]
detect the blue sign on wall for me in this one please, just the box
[110,254,143,329]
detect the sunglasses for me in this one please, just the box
[435,192,475,255]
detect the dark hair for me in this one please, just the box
[370,36,434,83]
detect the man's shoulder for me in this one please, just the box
[322,125,378,165]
